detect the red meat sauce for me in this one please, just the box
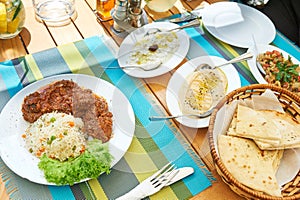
[21,80,113,143]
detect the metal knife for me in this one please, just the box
[166,167,194,186]
[169,8,203,23]
[116,167,194,200]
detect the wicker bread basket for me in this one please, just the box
[208,84,300,200]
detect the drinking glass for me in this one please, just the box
[32,0,77,26]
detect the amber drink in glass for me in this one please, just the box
[96,0,115,21]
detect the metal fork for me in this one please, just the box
[105,61,162,71]
[149,108,214,121]
[116,163,178,200]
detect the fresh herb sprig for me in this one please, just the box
[273,55,299,83]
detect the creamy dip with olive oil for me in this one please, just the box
[128,31,179,66]
[179,68,228,115]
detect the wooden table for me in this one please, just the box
[0,0,242,199]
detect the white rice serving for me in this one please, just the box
[24,112,86,161]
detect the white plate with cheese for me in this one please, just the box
[166,56,241,128]
[118,22,190,78]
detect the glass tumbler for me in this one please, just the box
[0,0,25,39]
[32,0,77,26]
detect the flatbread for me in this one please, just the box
[234,105,281,141]
[228,111,281,145]
[218,134,282,197]
[254,110,300,150]
[228,104,300,150]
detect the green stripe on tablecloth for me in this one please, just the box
[79,182,97,199]
[97,158,140,199]
[57,43,94,76]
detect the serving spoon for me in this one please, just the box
[149,108,214,121]
[195,52,253,71]
[105,61,162,71]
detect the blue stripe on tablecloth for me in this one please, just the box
[0,60,23,97]
[273,31,300,60]
[84,36,212,196]
[185,28,249,86]
[32,48,71,77]
[48,186,75,200]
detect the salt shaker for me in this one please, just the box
[112,0,127,32]
[113,0,127,20]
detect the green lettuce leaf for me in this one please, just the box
[38,139,113,185]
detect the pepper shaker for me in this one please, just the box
[128,7,143,28]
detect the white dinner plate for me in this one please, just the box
[202,2,276,48]
[247,44,300,84]
[0,74,135,185]
[117,22,190,78]
[166,56,241,128]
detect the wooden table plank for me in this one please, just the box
[74,0,107,38]
[46,23,83,45]
[0,35,26,61]
[21,0,56,54]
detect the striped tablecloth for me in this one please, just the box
[0,35,215,199]
[1,21,299,199]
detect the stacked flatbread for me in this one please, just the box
[218,103,300,197]
[229,104,300,150]
[218,135,283,197]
